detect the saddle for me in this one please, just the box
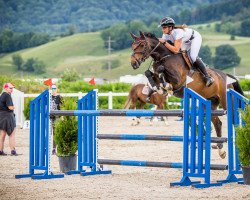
[181,50,192,70]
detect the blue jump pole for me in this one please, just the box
[97,159,228,170]
[97,134,227,143]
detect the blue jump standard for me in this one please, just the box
[15,172,64,179]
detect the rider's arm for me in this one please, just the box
[162,38,182,54]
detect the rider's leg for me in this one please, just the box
[189,33,214,87]
[194,57,214,87]
[145,70,162,100]
[157,65,168,88]
[145,70,158,89]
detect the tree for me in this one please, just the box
[28,33,50,47]
[22,58,46,74]
[67,25,76,36]
[12,54,23,70]
[22,58,36,72]
[199,45,212,65]
[100,20,148,50]
[178,9,192,24]
[213,45,241,70]
[61,68,80,82]
[33,60,46,74]
[240,19,250,36]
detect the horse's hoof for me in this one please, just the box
[164,122,169,126]
[212,144,218,149]
[131,122,140,126]
[219,150,226,159]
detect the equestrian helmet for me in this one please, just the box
[158,17,175,27]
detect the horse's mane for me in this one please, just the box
[143,32,159,41]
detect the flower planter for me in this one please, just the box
[242,166,250,185]
[58,154,77,173]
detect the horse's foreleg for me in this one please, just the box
[130,103,140,126]
[211,116,226,159]
[159,104,169,126]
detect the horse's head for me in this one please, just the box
[130,31,160,69]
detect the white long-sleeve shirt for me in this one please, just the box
[162,28,202,63]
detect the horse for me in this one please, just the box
[130,31,244,159]
[124,83,169,126]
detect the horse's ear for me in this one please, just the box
[139,31,145,39]
[130,32,139,40]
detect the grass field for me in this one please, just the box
[0,25,249,79]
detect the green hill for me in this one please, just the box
[0,26,249,79]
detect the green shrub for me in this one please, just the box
[23,97,34,120]
[239,79,250,91]
[54,98,78,156]
[236,105,250,167]
[99,96,108,109]
[97,82,131,92]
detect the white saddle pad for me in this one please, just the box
[142,85,150,95]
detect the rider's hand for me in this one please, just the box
[159,38,166,44]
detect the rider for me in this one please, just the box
[157,17,214,87]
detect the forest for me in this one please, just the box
[1,0,222,34]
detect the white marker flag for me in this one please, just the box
[186,76,194,86]
[226,76,236,85]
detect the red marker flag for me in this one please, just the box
[89,77,95,86]
[43,78,53,86]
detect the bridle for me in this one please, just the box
[131,39,161,68]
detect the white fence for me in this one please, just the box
[12,89,250,128]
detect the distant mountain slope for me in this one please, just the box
[185,0,250,24]
[0,25,249,79]
[0,0,220,34]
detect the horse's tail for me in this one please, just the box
[124,95,132,109]
[227,74,244,96]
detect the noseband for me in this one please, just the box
[131,40,161,65]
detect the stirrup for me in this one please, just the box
[146,97,151,102]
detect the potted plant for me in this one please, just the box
[54,98,78,173]
[236,105,250,185]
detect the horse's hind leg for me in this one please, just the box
[212,103,227,159]
[211,116,226,159]
[132,101,146,126]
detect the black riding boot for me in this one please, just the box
[145,70,157,89]
[194,57,214,87]
[157,65,168,89]
[145,70,161,101]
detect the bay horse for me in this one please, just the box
[124,83,169,126]
[130,31,244,159]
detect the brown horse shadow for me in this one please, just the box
[124,83,169,126]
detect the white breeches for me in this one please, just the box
[181,31,202,63]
